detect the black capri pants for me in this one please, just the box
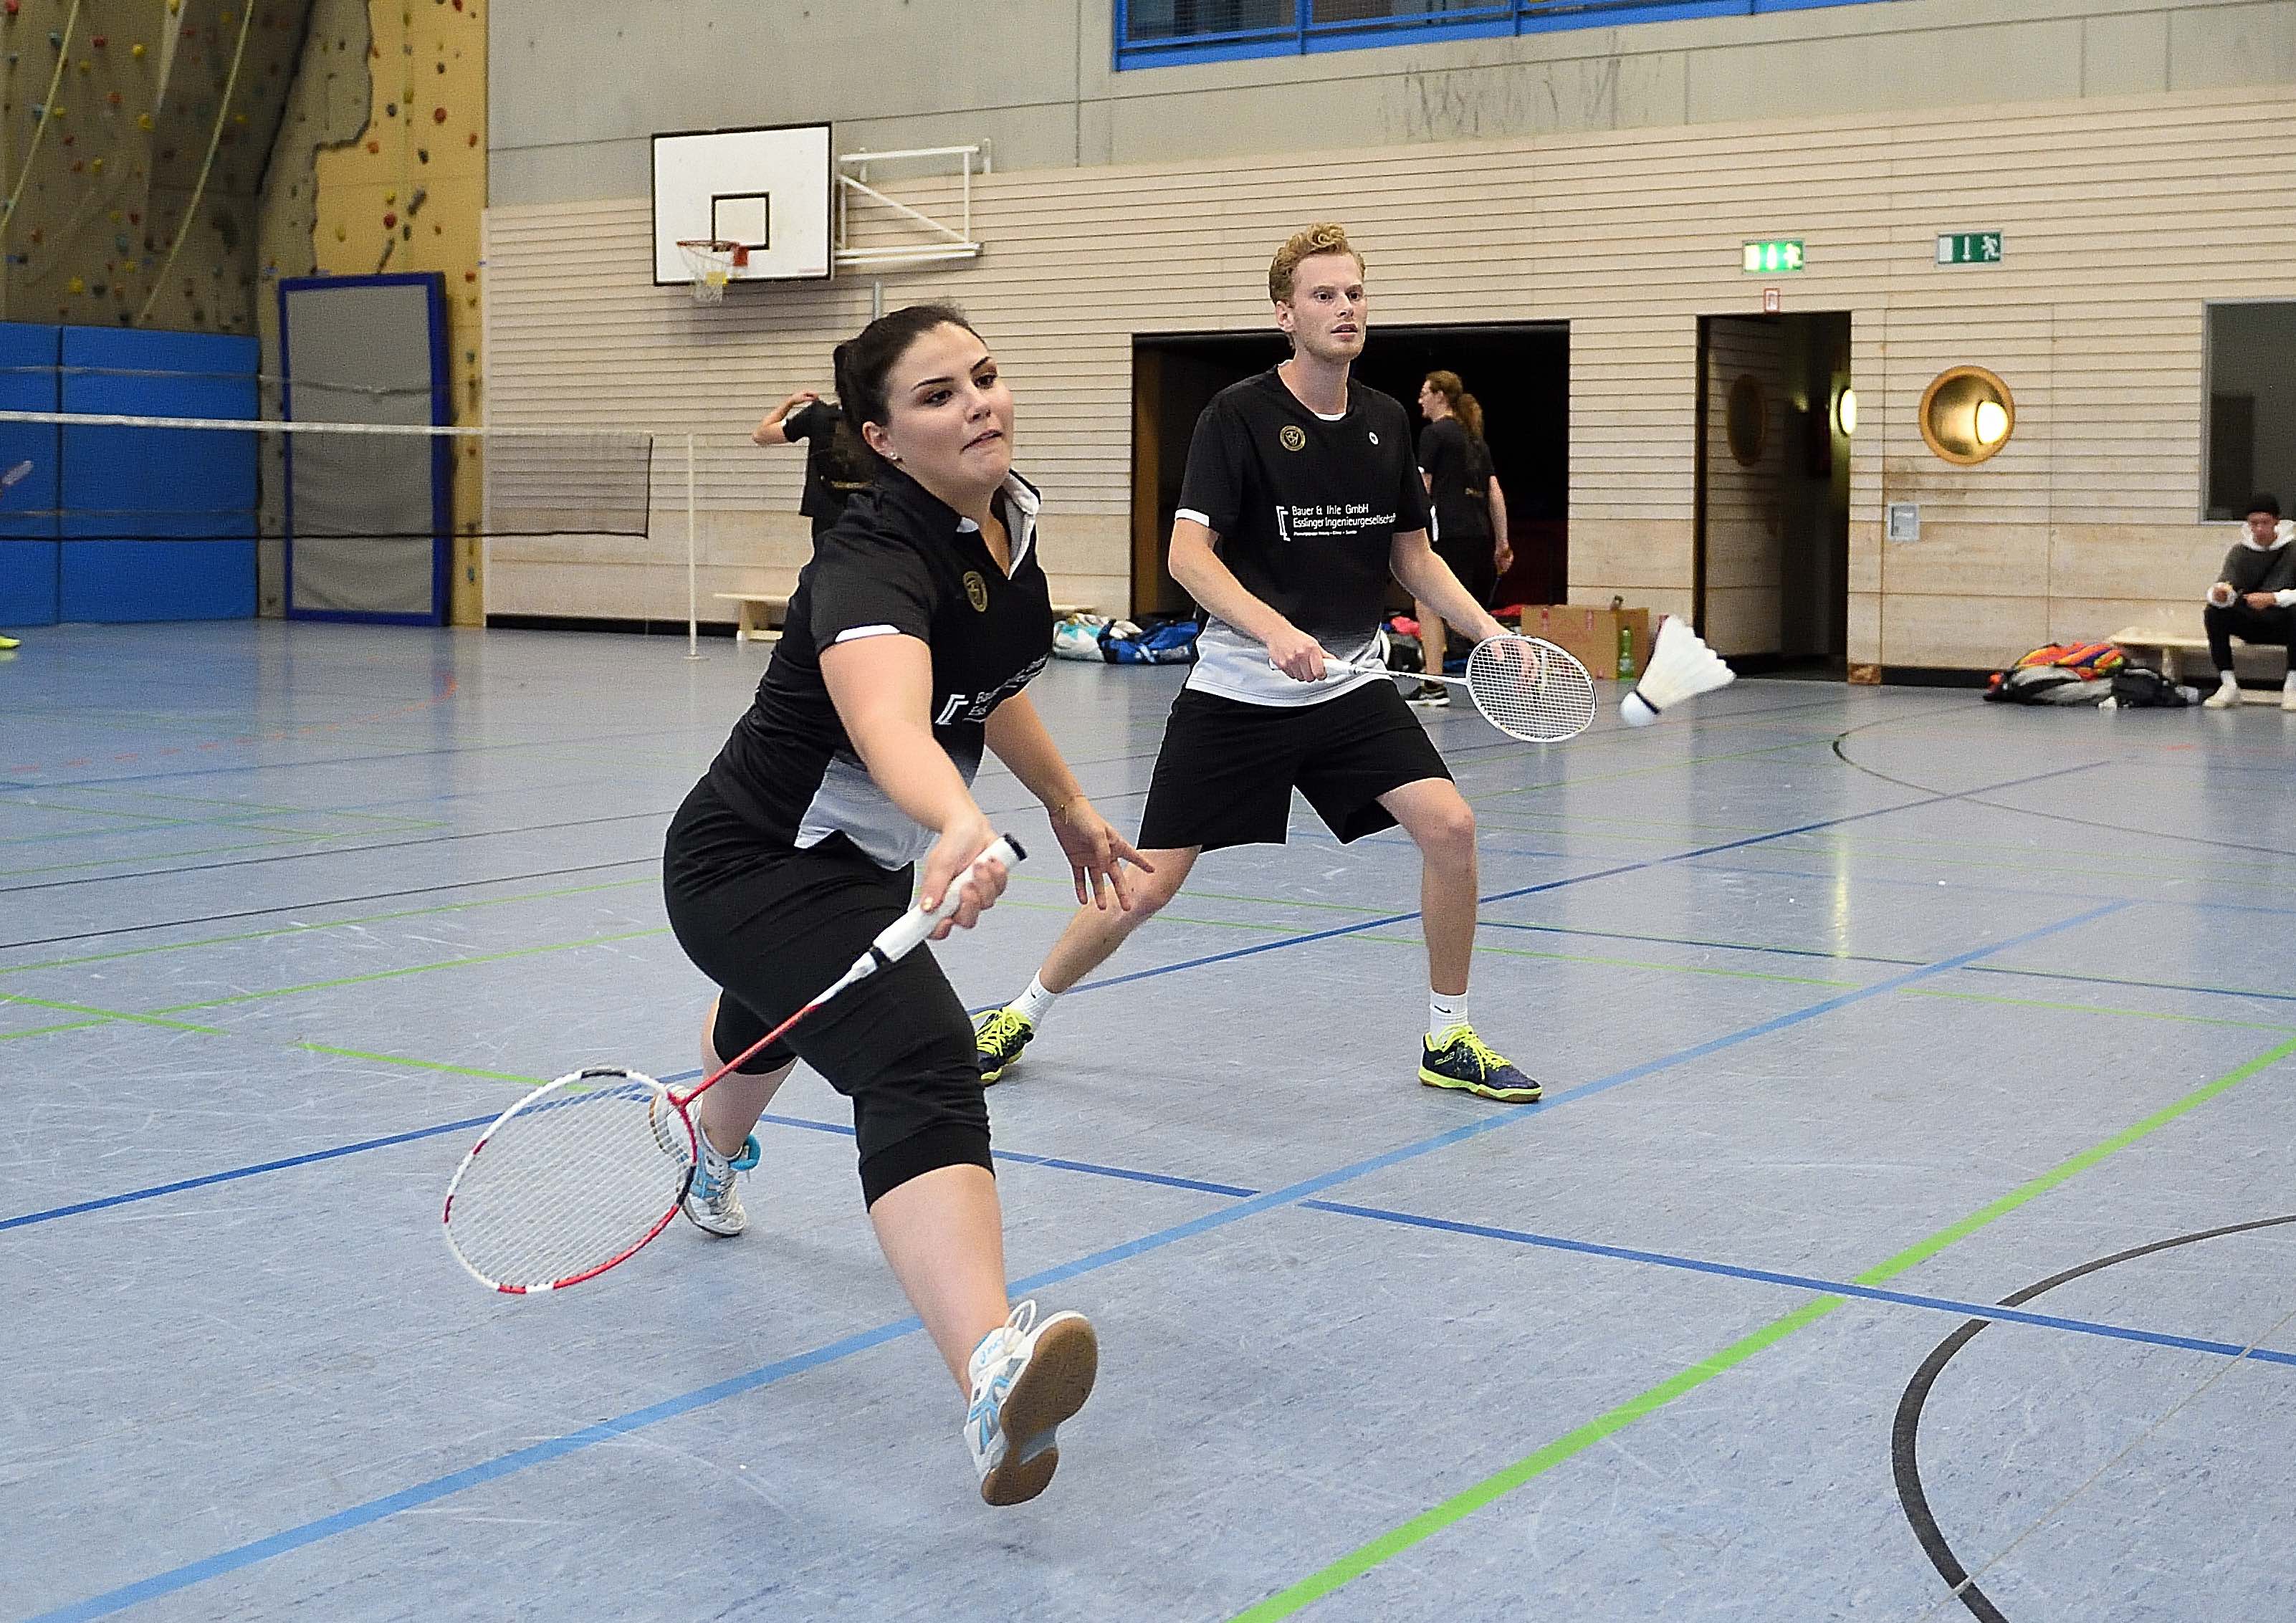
[661,781,990,1208]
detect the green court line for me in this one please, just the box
[0,829,369,881]
[0,992,227,1035]
[1344,931,1860,990]
[1905,987,2296,1033]
[294,1043,542,1085]
[0,1017,110,1042]
[1006,871,1394,919]
[0,876,656,978]
[145,927,670,1015]
[1466,736,1828,805]
[998,897,1294,935]
[1231,1031,2296,1621]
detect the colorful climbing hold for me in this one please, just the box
[433,106,446,122]
[384,102,396,117]
[334,224,346,241]
[383,211,396,227]
[137,111,152,129]
[132,42,145,57]
[416,147,429,163]
[66,276,82,294]
[365,137,379,153]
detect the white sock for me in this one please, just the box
[2284,671,2296,693]
[2219,671,2240,688]
[1013,975,1058,1027]
[1429,990,1469,1043]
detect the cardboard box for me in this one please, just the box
[1513,605,1650,681]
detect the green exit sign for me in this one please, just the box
[1741,239,1805,274]
[1936,231,2004,265]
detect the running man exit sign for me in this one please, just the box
[1742,239,1804,274]
[1936,231,2004,265]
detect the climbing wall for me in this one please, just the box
[308,0,483,622]
[0,0,313,332]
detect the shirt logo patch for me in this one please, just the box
[1278,424,1307,452]
[962,570,990,613]
[1367,431,1379,446]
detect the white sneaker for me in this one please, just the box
[2204,677,2242,709]
[2282,676,2296,713]
[964,1301,1098,1506]
[649,1094,747,1236]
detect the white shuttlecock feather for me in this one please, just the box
[1620,616,1736,726]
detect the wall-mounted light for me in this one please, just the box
[1918,366,2015,466]
[1835,386,1857,436]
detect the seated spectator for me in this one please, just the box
[2201,494,2296,710]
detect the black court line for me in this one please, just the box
[1893,1213,2296,1622]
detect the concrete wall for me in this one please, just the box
[488,0,2296,204]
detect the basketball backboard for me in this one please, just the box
[651,123,832,287]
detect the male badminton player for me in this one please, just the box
[974,223,1541,1103]
[663,303,1147,1505]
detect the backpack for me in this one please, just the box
[1984,641,2125,704]
[2102,666,2196,709]
[1099,613,1202,665]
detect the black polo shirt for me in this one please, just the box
[783,398,876,535]
[706,467,1051,867]
[1174,367,1430,707]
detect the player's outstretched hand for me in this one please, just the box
[1266,623,1329,683]
[919,815,1010,940]
[1050,798,1154,911]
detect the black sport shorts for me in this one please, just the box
[1134,679,1452,853]
[661,780,989,1207]
[1432,530,1498,613]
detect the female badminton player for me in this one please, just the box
[661,303,1147,1505]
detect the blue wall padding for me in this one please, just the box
[0,322,61,628]
[59,327,259,622]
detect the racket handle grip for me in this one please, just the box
[869,835,1026,964]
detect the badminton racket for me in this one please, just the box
[442,833,1025,1294]
[1298,634,1597,743]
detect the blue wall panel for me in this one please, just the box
[59,327,258,622]
[0,322,60,628]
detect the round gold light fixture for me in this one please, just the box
[1835,386,1857,436]
[1726,373,1767,467]
[1918,366,2016,466]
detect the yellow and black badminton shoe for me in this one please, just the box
[972,1007,1036,1085]
[1420,1025,1542,1103]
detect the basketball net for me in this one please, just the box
[676,239,750,305]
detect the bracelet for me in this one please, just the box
[1048,794,1083,821]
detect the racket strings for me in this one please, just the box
[1465,637,1598,742]
[444,1075,689,1289]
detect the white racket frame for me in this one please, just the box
[441,1066,694,1294]
[1321,633,1597,743]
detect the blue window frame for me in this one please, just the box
[1115,0,1898,70]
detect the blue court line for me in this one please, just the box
[21,898,2123,1622]
[0,757,2115,1232]
[1301,1201,2296,1371]
[1076,759,2113,997]
[0,1115,499,1233]
[0,1098,1255,1233]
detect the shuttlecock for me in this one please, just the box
[1620,616,1735,726]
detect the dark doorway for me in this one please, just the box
[1695,312,1851,674]
[1129,323,1569,617]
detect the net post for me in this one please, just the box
[684,432,700,660]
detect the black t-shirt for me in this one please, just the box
[1174,368,1430,706]
[783,398,876,527]
[1418,416,1493,545]
[704,467,1051,868]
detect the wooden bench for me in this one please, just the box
[717,593,1099,646]
[2108,626,2278,702]
[714,593,788,643]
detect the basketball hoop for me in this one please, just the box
[676,238,749,305]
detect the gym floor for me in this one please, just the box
[4,621,2290,1622]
